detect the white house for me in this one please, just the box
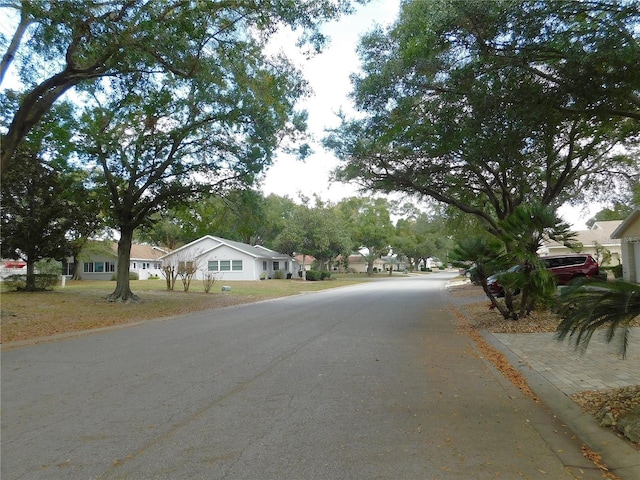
[0,260,27,279]
[541,220,622,267]
[159,236,299,281]
[63,242,169,280]
[611,208,640,283]
[336,254,386,273]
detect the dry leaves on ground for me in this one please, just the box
[449,282,639,457]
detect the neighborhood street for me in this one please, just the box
[2,273,599,479]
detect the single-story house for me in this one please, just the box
[611,208,640,284]
[294,254,315,272]
[541,220,622,267]
[0,260,27,279]
[159,236,299,281]
[336,254,386,273]
[63,242,170,280]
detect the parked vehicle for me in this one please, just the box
[486,254,599,297]
[539,254,600,285]
[486,265,522,297]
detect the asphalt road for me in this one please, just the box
[2,273,595,479]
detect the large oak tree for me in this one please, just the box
[77,49,307,301]
[1,0,361,172]
[326,0,640,247]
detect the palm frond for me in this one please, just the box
[556,279,640,358]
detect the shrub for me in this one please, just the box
[3,274,59,291]
[320,271,332,280]
[3,274,26,290]
[273,270,285,279]
[110,272,139,281]
[202,273,216,293]
[611,264,623,278]
[305,270,321,281]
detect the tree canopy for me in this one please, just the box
[336,197,395,275]
[274,198,351,275]
[1,0,361,172]
[325,0,640,245]
[1,148,75,289]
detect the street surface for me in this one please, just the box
[2,273,595,479]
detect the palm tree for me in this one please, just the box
[556,279,640,358]
[449,235,512,318]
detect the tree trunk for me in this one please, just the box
[301,254,307,280]
[106,227,139,302]
[479,280,512,319]
[72,257,82,280]
[25,258,37,291]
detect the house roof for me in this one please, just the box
[210,237,291,260]
[611,207,640,239]
[545,220,622,248]
[341,254,384,264]
[102,242,170,260]
[294,254,316,264]
[129,244,171,261]
[160,235,292,261]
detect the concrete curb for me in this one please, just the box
[482,330,640,480]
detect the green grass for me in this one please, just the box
[0,276,370,343]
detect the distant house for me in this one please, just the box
[611,208,640,283]
[338,254,386,274]
[0,260,27,279]
[159,236,299,281]
[541,220,622,267]
[294,254,315,273]
[63,242,170,280]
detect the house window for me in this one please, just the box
[178,261,194,273]
[273,261,280,271]
[263,260,267,271]
[208,260,243,272]
[83,261,115,273]
[62,262,74,276]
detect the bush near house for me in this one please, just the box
[111,272,139,281]
[3,274,59,291]
[306,270,332,281]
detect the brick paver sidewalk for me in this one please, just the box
[493,328,640,395]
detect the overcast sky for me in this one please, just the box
[260,0,401,203]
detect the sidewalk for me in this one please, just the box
[448,282,640,480]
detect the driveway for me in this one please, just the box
[2,273,596,479]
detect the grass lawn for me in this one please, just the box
[1,275,375,343]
